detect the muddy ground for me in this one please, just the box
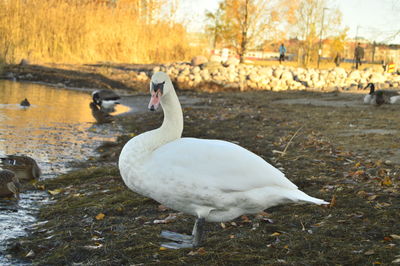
[3,64,400,265]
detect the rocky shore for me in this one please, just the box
[153,61,400,91]
[3,60,400,94]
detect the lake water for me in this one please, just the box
[0,80,130,265]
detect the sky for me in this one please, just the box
[177,0,400,44]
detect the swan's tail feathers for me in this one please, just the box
[290,189,329,205]
[390,95,400,104]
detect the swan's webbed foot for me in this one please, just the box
[160,217,205,249]
[160,231,194,249]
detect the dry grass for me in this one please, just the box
[0,0,204,64]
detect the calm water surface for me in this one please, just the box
[0,80,130,265]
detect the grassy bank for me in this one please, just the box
[0,0,203,64]
[7,89,400,265]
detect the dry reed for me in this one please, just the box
[0,0,204,64]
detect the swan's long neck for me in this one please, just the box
[121,88,183,159]
[158,89,184,143]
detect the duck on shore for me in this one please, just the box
[119,72,329,249]
[363,83,400,105]
[0,155,41,181]
[0,169,21,199]
[92,90,120,113]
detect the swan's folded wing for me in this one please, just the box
[148,137,297,192]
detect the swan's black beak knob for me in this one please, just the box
[149,105,155,111]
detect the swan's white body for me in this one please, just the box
[119,72,327,226]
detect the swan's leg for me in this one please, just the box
[192,217,205,247]
[160,217,205,249]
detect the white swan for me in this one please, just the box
[119,72,328,249]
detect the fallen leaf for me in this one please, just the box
[368,195,378,201]
[229,235,235,239]
[25,250,35,258]
[48,189,62,195]
[197,247,206,255]
[158,205,169,212]
[256,211,271,218]
[159,247,167,251]
[329,195,337,208]
[270,232,281,237]
[36,184,45,190]
[187,250,197,256]
[381,176,392,186]
[364,250,375,255]
[220,222,226,229]
[354,170,364,176]
[390,234,400,240]
[95,213,106,220]
[241,215,251,223]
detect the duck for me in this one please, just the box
[0,155,41,181]
[0,169,21,199]
[20,98,30,108]
[363,83,400,105]
[92,90,121,112]
[118,72,329,249]
[89,102,114,124]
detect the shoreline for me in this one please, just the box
[2,63,400,265]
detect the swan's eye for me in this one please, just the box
[152,81,165,93]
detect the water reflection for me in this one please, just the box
[0,80,130,265]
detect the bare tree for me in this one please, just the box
[206,0,279,63]
[286,0,344,66]
[204,2,226,49]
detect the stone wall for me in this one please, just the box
[136,62,400,92]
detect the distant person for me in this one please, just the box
[279,43,286,64]
[382,60,387,71]
[334,53,341,67]
[354,43,364,69]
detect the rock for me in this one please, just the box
[224,57,240,66]
[209,54,222,63]
[191,56,208,66]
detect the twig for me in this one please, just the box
[278,126,304,158]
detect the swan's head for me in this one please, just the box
[148,71,173,111]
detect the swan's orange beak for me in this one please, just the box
[148,90,162,111]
